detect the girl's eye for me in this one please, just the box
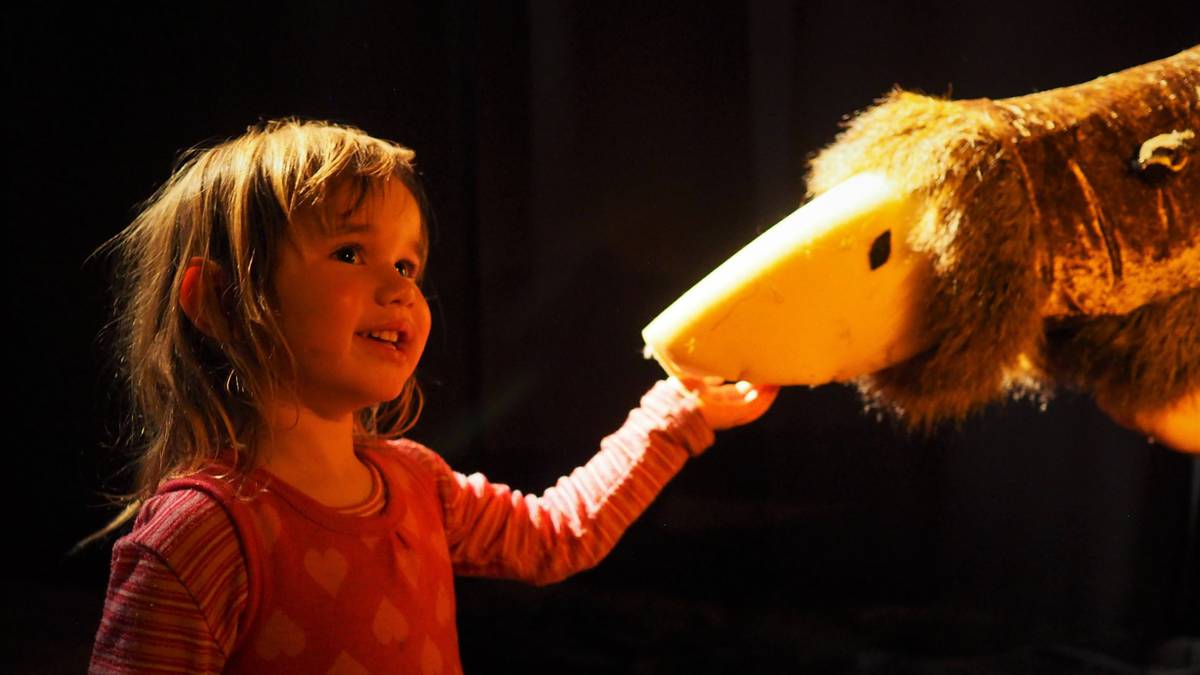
[396,260,419,279]
[333,246,362,264]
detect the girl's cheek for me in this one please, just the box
[419,299,434,335]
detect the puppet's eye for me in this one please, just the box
[869,230,891,270]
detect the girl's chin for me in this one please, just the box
[284,385,413,419]
[367,383,415,407]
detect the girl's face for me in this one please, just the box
[269,179,430,418]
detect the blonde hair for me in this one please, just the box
[85,118,428,546]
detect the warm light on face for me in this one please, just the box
[270,179,432,419]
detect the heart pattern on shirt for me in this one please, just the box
[420,636,443,675]
[304,547,349,597]
[373,598,410,645]
[434,583,453,626]
[326,651,369,675]
[255,609,306,660]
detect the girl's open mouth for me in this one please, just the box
[357,330,408,350]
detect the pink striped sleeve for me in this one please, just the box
[425,380,715,585]
[90,490,247,674]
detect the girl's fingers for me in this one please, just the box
[742,384,779,419]
[701,381,780,429]
[668,377,780,428]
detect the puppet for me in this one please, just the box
[643,46,1198,451]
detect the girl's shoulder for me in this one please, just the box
[356,437,456,486]
[124,486,238,563]
[129,463,272,560]
[108,483,248,664]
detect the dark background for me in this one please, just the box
[6,2,1198,672]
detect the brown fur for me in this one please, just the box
[1046,289,1200,413]
[808,47,1200,430]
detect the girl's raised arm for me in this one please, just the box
[413,380,752,585]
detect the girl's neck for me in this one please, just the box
[254,403,373,508]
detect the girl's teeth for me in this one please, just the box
[367,330,400,342]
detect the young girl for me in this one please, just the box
[89,119,777,674]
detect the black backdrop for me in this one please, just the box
[7,2,1198,672]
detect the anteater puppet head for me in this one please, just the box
[643,46,1199,451]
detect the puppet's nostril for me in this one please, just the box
[869,230,891,270]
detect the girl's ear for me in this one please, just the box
[180,257,230,340]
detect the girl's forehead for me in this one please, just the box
[330,178,418,221]
[295,178,426,250]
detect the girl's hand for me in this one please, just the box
[671,377,780,431]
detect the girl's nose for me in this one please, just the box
[379,273,419,306]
